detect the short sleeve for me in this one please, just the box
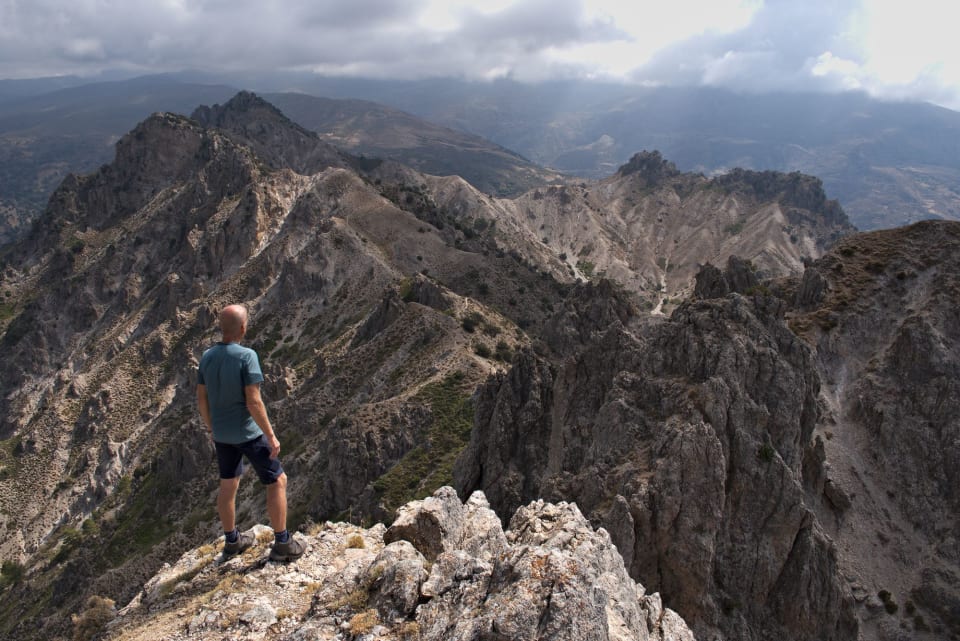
[242,350,264,386]
[197,350,208,384]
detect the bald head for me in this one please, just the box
[219,304,248,342]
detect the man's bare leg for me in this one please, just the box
[218,477,241,532]
[266,472,288,534]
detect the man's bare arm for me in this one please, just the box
[245,383,280,458]
[197,384,212,432]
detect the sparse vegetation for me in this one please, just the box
[72,596,116,641]
[346,533,366,549]
[474,343,492,358]
[879,589,898,614]
[0,561,24,589]
[494,341,513,362]
[372,373,474,516]
[348,609,379,635]
[757,443,775,463]
[724,221,745,235]
[577,259,595,278]
[399,620,422,640]
[461,312,482,333]
[745,284,771,296]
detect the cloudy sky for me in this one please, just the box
[2,0,959,109]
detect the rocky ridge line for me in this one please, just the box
[101,487,694,641]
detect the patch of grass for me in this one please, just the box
[372,373,474,516]
[102,474,173,567]
[576,260,595,279]
[399,278,415,302]
[348,609,379,635]
[745,284,771,296]
[72,596,115,641]
[0,561,24,589]
[330,588,370,613]
[346,533,366,549]
[0,303,17,322]
[399,621,421,640]
[481,323,500,337]
[346,608,378,635]
[724,221,745,235]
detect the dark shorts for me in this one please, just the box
[215,435,284,485]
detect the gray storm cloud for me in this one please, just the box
[0,0,956,108]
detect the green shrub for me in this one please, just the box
[878,589,898,614]
[72,596,116,641]
[0,561,24,587]
[757,443,775,463]
[724,221,745,235]
[461,312,482,333]
[371,374,474,516]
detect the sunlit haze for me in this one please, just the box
[1,0,958,108]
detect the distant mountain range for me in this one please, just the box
[1,74,959,236]
[285,78,960,231]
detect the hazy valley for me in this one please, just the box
[4,75,960,242]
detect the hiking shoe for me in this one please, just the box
[269,536,305,562]
[223,530,255,556]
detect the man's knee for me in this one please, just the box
[274,472,287,489]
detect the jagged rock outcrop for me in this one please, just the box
[106,489,695,641]
[711,169,848,227]
[616,150,682,185]
[456,263,857,641]
[191,90,352,175]
[425,149,855,309]
[692,256,760,299]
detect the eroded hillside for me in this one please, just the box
[0,92,879,641]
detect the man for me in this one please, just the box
[197,304,304,562]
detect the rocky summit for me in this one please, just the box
[100,488,693,641]
[0,91,955,641]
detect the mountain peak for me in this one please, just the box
[711,168,850,226]
[616,150,681,184]
[106,488,694,641]
[191,91,350,174]
[191,90,295,129]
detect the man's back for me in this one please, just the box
[198,342,264,444]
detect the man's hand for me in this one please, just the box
[266,433,281,459]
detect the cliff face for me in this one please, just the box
[788,221,960,640]
[456,277,856,641]
[456,222,960,640]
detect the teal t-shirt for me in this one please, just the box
[198,342,265,444]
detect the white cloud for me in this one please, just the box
[0,0,957,108]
